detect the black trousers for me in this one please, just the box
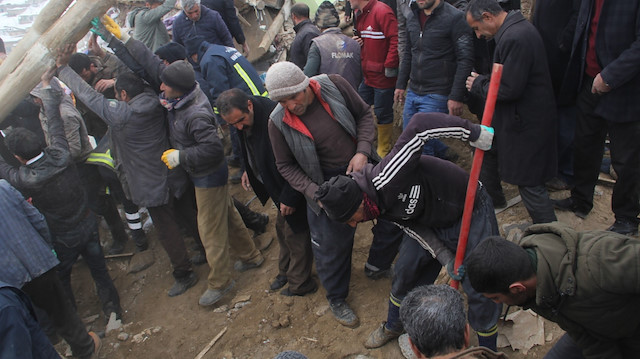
[571,77,640,222]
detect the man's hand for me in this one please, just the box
[447,99,463,116]
[591,73,611,95]
[94,79,115,93]
[466,71,479,91]
[346,152,368,174]
[394,89,405,104]
[242,43,250,57]
[91,17,113,43]
[88,34,106,58]
[469,125,494,151]
[161,149,180,169]
[101,15,129,42]
[56,44,76,68]
[241,171,251,191]
[279,203,296,216]
[352,35,363,47]
[41,66,57,87]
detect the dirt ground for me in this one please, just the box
[65,104,618,359]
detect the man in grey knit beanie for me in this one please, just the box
[265,61,310,102]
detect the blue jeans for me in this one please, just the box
[358,83,394,125]
[53,213,121,317]
[402,90,450,157]
[544,334,585,359]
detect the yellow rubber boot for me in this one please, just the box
[377,123,393,158]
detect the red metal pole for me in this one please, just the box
[451,63,503,289]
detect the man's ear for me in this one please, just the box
[508,282,527,294]
[481,12,492,23]
[463,323,470,348]
[408,336,427,359]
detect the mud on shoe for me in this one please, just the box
[364,322,402,349]
[330,301,359,328]
[168,272,198,297]
[199,280,235,306]
[234,256,265,272]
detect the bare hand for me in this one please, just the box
[352,36,363,47]
[466,71,479,91]
[346,152,368,175]
[41,66,57,86]
[56,44,76,68]
[394,89,405,104]
[279,203,296,216]
[591,73,611,95]
[241,171,251,191]
[94,79,115,93]
[88,34,105,58]
[447,100,463,116]
[242,43,250,57]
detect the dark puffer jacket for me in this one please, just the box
[172,5,233,48]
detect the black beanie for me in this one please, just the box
[155,42,187,63]
[184,35,205,56]
[160,60,195,93]
[315,175,363,222]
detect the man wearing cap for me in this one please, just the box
[303,1,362,90]
[315,112,501,349]
[96,22,265,306]
[265,61,377,327]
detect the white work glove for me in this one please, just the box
[470,125,494,151]
[161,149,180,169]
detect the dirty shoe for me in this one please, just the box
[168,272,198,297]
[330,301,359,328]
[364,323,402,349]
[199,280,235,306]
[234,256,264,272]
[269,275,288,291]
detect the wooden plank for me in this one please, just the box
[258,0,291,52]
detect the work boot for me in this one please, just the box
[168,272,198,297]
[364,265,392,280]
[607,219,639,236]
[233,197,269,235]
[131,229,148,252]
[269,275,288,291]
[280,278,318,297]
[107,240,126,255]
[364,322,402,349]
[330,301,359,328]
[199,280,235,306]
[234,255,265,272]
[190,251,207,266]
[552,197,590,219]
[376,123,393,158]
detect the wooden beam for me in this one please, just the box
[0,0,116,124]
[258,0,291,52]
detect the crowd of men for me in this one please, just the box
[0,0,639,358]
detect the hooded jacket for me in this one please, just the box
[519,222,640,359]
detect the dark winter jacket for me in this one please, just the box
[396,0,473,101]
[354,0,399,89]
[172,5,234,48]
[0,87,87,234]
[194,41,266,106]
[238,96,308,233]
[519,222,640,359]
[289,19,321,69]
[469,11,556,186]
[201,0,246,45]
[304,28,362,90]
[560,0,640,121]
[58,66,173,208]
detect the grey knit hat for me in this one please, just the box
[315,1,340,29]
[265,61,310,101]
[160,60,195,93]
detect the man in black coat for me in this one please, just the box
[554,0,640,236]
[289,3,321,69]
[465,0,557,224]
[216,89,317,296]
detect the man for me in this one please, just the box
[172,0,233,48]
[0,179,100,359]
[351,0,399,157]
[289,3,321,69]
[58,42,203,297]
[395,0,473,160]
[129,0,176,52]
[554,0,640,235]
[400,285,507,359]
[303,1,362,91]
[465,222,640,358]
[465,0,557,224]
[314,112,500,349]
[98,19,265,307]
[201,0,251,55]
[265,61,377,327]
[216,88,316,296]
[0,71,122,323]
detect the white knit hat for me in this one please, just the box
[265,61,310,101]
